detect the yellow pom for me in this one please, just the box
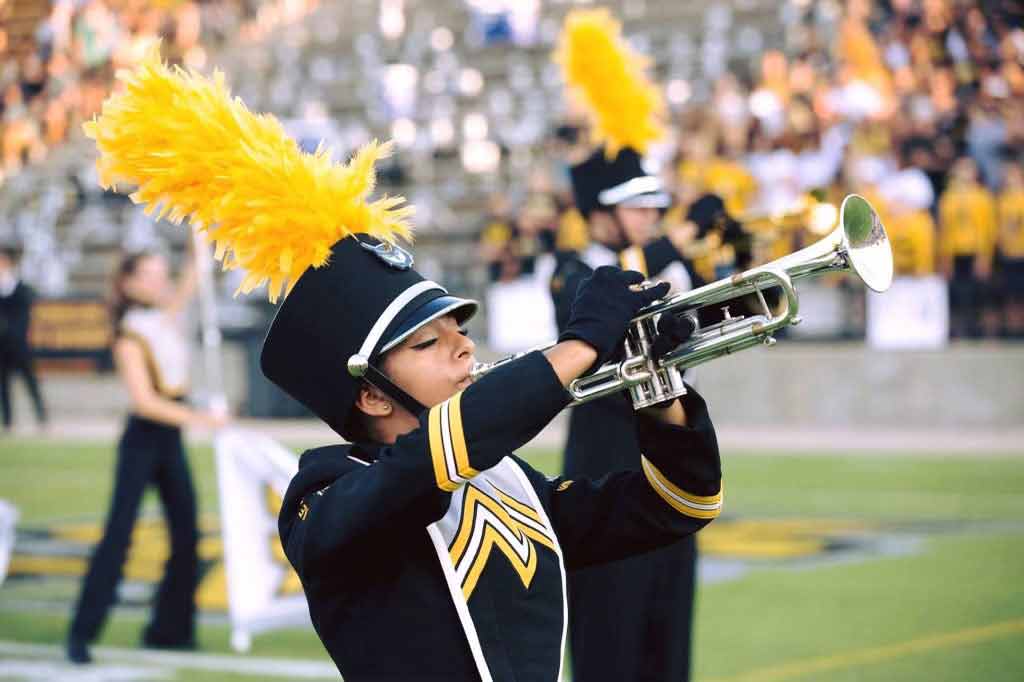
[554,8,665,157]
[83,45,413,302]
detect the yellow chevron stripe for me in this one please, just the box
[493,486,542,523]
[492,486,556,552]
[448,485,557,600]
[428,405,458,492]
[461,524,537,600]
[449,486,518,563]
[519,524,557,552]
[641,457,722,520]
[447,392,478,479]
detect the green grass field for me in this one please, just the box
[2,439,1023,681]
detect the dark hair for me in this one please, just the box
[345,406,373,443]
[110,251,157,332]
[554,124,580,145]
[0,244,21,264]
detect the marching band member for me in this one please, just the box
[83,47,724,681]
[550,11,707,681]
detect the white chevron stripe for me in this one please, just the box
[501,502,550,537]
[454,505,533,583]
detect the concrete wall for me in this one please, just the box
[7,343,249,422]
[694,342,1024,428]
[9,342,1024,430]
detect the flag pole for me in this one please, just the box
[192,230,229,415]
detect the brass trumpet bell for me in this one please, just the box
[838,194,893,294]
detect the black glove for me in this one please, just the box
[558,266,670,368]
[650,313,696,359]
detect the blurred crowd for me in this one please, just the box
[479,0,1024,340]
[1,0,319,181]
[3,0,1024,342]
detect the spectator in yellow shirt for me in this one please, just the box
[998,162,1024,338]
[886,198,937,277]
[676,133,758,216]
[938,157,998,338]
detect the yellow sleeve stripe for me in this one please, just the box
[619,246,648,277]
[447,391,478,480]
[428,405,459,492]
[641,456,722,520]
[427,391,476,492]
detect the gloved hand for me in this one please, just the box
[558,266,669,368]
[650,314,697,359]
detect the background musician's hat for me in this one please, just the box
[83,45,475,440]
[556,9,669,218]
[570,147,671,218]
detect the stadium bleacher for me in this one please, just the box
[1,0,791,301]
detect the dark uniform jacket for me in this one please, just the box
[551,235,702,475]
[551,235,701,334]
[278,351,721,681]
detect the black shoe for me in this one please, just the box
[66,635,92,664]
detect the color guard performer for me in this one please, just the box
[66,246,227,664]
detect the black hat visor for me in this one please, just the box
[377,294,478,356]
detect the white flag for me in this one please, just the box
[215,428,310,652]
[0,500,18,587]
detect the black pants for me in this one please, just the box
[949,255,986,339]
[564,399,698,682]
[0,348,47,429]
[569,537,697,682]
[69,416,199,645]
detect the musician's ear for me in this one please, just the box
[354,383,392,418]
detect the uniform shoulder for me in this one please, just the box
[296,443,369,477]
[550,250,591,287]
[281,443,366,526]
[300,442,356,458]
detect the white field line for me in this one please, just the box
[0,640,338,679]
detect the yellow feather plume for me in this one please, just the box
[83,45,413,302]
[554,8,665,157]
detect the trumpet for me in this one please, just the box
[471,194,893,409]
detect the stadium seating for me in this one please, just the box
[0,0,783,304]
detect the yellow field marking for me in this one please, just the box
[705,618,1024,682]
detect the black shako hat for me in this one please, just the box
[260,236,477,440]
[569,147,670,218]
